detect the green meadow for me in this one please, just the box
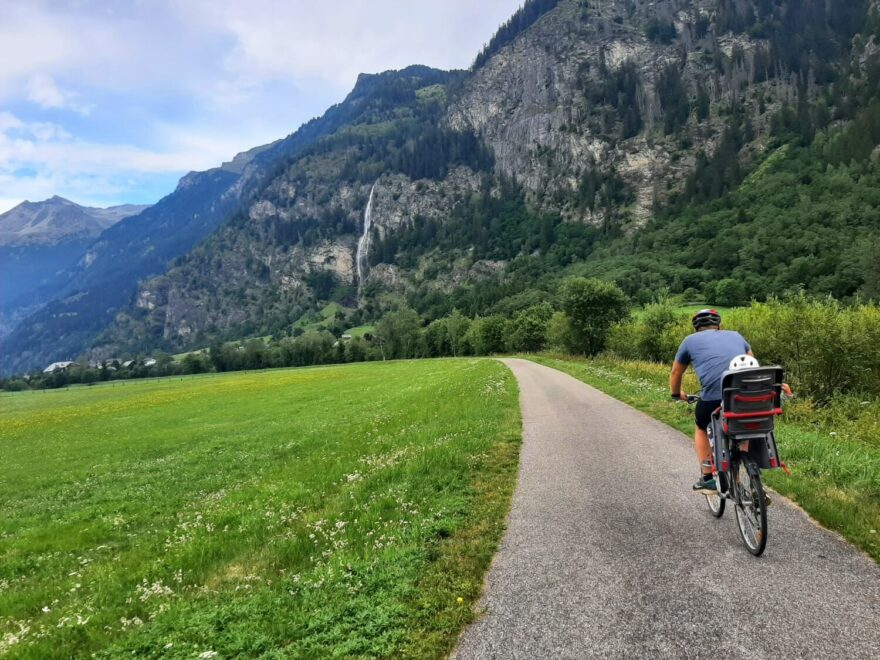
[0,360,521,658]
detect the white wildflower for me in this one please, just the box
[119,616,144,629]
[136,579,174,601]
[0,621,30,653]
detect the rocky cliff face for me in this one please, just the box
[82,66,474,353]
[449,0,788,224]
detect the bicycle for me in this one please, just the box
[681,366,788,556]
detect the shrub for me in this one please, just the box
[508,303,553,352]
[713,278,748,306]
[607,295,880,402]
[559,277,630,355]
[546,311,575,352]
[468,315,509,355]
[726,296,880,400]
[607,300,686,362]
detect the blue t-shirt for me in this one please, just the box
[674,330,751,400]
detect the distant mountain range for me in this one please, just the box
[2,0,880,375]
[0,197,149,341]
[0,196,148,247]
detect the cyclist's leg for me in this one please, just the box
[693,399,717,476]
[694,426,712,475]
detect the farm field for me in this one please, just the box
[0,360,521,658]
[344,325,376,339]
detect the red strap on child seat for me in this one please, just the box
[734,393,775,403]
[724,409,784,419]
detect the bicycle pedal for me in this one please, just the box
[764,496,772,508]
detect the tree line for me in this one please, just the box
[0,277,628,392]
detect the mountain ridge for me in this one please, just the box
[0,196,149,247]
[0,197,149,344]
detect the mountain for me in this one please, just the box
[0,197,148,340]
[4,0,880,373]
[0,196,147,247]
[0,66,461,373]
[0,148,270,372]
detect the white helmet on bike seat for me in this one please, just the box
[729,354,759,371]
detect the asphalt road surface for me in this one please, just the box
[454,359,880,659]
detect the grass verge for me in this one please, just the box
[528,355,880,564]
[0,359,521,658]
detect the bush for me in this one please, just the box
[607,300,687,362]
[467,315,509,355]
[713,278,748,306]
[546,311,576,353]
[507,303,553,352]
[607,295,880,402]
[559,277,630,355]
[726,296,880,401]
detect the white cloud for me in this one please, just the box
[188,0,519,90]
[25,74,92,115]
[0,0,524,210]
[27,74,65,108]
[0,111,232,211]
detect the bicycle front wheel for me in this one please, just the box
[733,458,768,556]
[705,491,725,518]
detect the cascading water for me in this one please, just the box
[356,184,376,298]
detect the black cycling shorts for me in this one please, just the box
[695,398,722,430]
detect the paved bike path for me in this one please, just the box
[454,358,880,659]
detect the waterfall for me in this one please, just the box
[356,184,376,296]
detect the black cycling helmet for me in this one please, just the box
[692,308,721,330]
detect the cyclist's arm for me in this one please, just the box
[669,361,688,400]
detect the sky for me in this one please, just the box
[0,0,523,214]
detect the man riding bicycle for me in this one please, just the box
[669,309,792,494]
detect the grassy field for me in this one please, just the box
[671,304,735,316]
[529,355,880,563]
[294,302,347,334]
[0,360,521,658]
[344,325,376,339]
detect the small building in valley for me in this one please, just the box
[43,361,74,374]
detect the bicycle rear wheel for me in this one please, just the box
[733,458,768,556]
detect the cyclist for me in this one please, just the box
[668,309,792,494]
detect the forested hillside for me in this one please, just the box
[4,0,880,373]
